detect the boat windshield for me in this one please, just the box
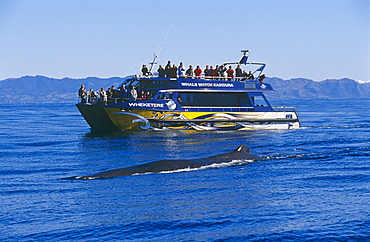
[117,75,136,89]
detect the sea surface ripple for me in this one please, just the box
[1,99,370,241]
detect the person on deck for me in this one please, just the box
[177,62,186,77]
[171,64,178,78]
[119,85,128,99]
[130,86,138,101]
[204,65,211,79]
[141,64,149,76]
[88,88,96,103]
[215,65,220,78]
[141,91,147,100]
[235,65,243,78]
[157,65,165,77]
[218,65,227,79]
[186,65,194,77]
[106,87,113,99]
[210,66,216,79]
[241,70,248,81]
[247,71,255,80]
[226,66,234,80]
[98,87,107,104]
[258,74,266,83]
[165,61,172,77]
[194,66,202,79]
[111,85,118,98]
[78,84,87,103]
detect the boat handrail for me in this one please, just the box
[181,107,254,112]
[182,106,254,109]
[134,74,261,83]
[272,106,299,112]
[180,106,299,113]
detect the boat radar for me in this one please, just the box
[239,50,250,64]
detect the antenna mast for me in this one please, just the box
[148,19,175,74]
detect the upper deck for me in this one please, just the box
[118,49,272,93]
[118,76,274,93]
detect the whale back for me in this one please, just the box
[206,144,261,161]
[63,144,262,179]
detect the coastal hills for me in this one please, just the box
[0,75,369,104]
[266,77,370,100]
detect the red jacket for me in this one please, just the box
[194,68,202,76]
[227,69,234,77]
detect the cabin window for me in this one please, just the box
[158,92,172,100]
[150,80,177,88]
[178,92,252,107]
[244,82,256,89]
[251,95,268,107]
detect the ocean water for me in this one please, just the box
[1,98,370,241]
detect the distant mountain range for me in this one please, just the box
[0,75,369,104]
[265,77,370,100]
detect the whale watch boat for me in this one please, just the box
[76,50,300,131]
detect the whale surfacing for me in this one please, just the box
[63,145,262,180]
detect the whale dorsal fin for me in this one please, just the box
[235,145,251,153]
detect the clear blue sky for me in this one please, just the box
[1,0,369,82]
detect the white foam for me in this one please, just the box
[154,159,255,175]
[76,159,258,178]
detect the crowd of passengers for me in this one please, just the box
[141,61,266,82]
[78,62,266,104]
[78,84,151,104]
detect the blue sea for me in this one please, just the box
[1,98,370,241]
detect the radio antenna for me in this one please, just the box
[148,18,175,74]
[135,44,146,75]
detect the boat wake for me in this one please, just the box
[302,125,370,130]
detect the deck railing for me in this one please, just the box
[181,107,255,112]
[272,106,299,113]
[135,74,258,83]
